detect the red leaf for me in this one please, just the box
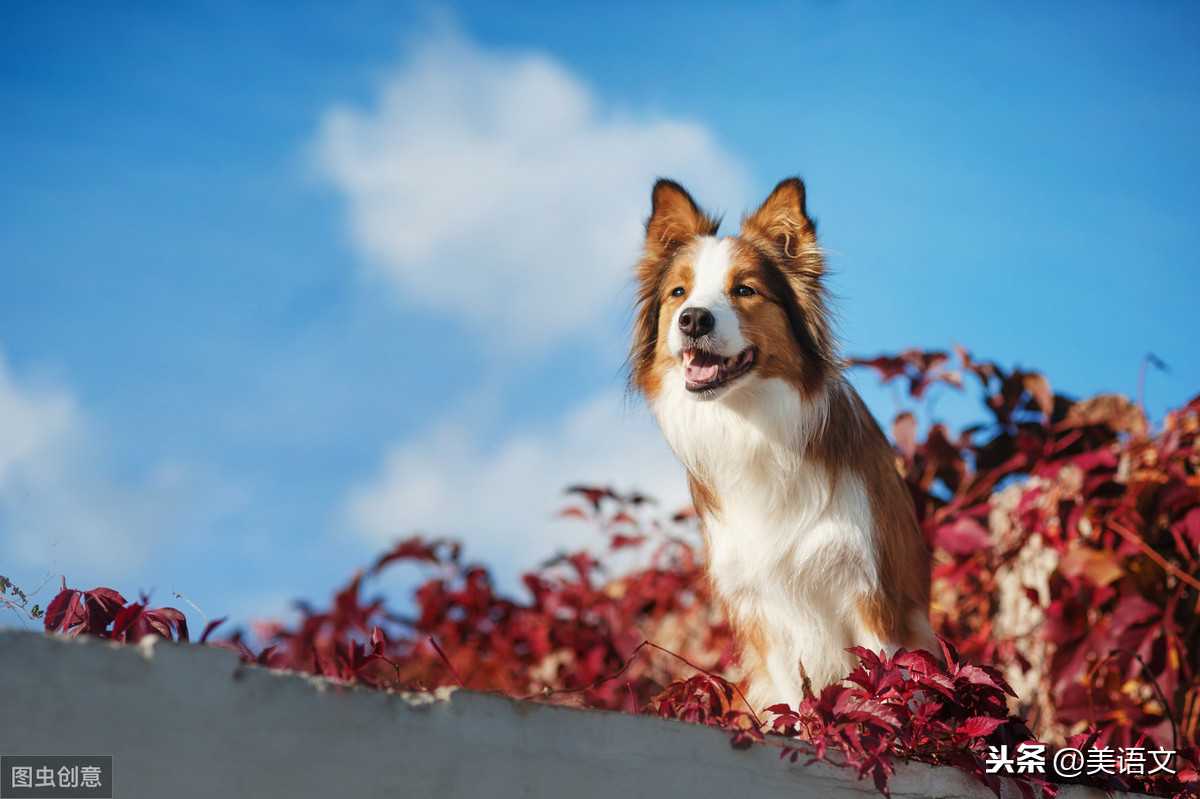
[110,602,146,642]
[199,617,227,643]
[962,716,1007,738]
[610,534,647,550]
[842,699,902,730]
[893,412,917,460]
[1107,593,1160,640]
[933,517,991,555]
[850,354,908,382]
[1022,373,1054,419]
[372,536,444,572]
[1176,507,1200,550]
[43,590,86,635]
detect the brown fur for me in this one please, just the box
[630,180,719,399]
[809,387,934,648]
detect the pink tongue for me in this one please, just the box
[684,351,723,383]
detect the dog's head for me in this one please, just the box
[630,178,837,402]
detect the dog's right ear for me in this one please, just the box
[643,179,719,260]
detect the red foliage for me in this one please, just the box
[44,583,189,643]
[41,348,1200,797]
[765,639,1042,798]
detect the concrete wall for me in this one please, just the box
[0,631,1112,799]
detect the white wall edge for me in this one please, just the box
[0,631,1120,799]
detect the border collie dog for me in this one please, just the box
[630,177,939,711]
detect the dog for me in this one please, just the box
[630,177,939,711]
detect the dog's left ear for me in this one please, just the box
[741,178,819,268]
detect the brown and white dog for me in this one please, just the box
[630,177,939,711]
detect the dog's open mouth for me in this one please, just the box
[683,347,758,393]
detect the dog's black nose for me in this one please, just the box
[678,307,714,338]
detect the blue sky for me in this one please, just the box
[2,2,1197,629]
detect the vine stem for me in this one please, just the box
[1085,647,1179,757]
[427,635,465,688]
[1108,520,1200,592]
[519,639,764,728]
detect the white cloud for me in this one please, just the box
[0,351,75,493]
[325,34,751,586]
[0,349,176,587]
[342,393,691,579]
[314,31,749,349]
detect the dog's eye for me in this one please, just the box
[671,287,686,297]
[733,285,757,297]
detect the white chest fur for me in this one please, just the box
[651,377,891,708]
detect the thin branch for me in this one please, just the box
[426,635,464,689]
[1109,520,1200,592]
